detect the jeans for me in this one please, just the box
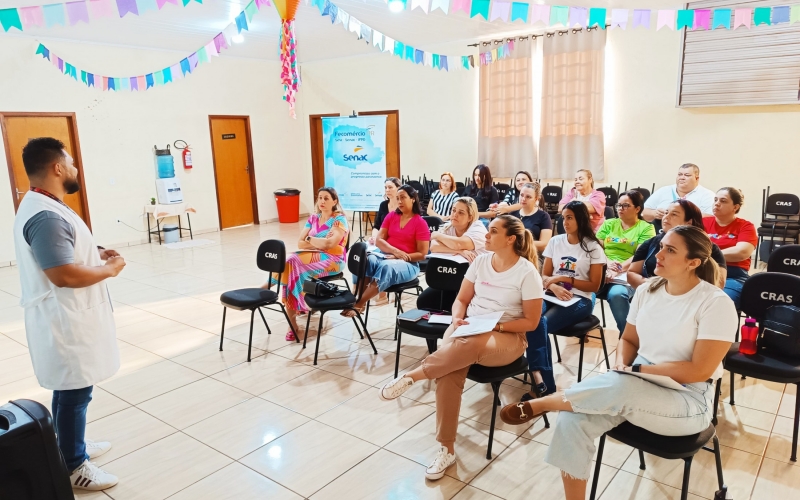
[602,283,634,333]
[354,254,420,292]
[724,267,749,311]
[52,386,93,472]
[525,296,593,395]
[545,355,713,480]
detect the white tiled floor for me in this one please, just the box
[0,222,796,499]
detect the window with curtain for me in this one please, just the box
[477,38,537,179]
[539,29,606,181]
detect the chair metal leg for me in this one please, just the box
[246,309,256,362]
[712,435,725,490]
[394,330,402,378]
[792,382,800,461]
[577,337,585,382]
[638,449,646,470]
[302,311,313,348]
[219,307,227,351]
[680,457,693,500]
[356,311,378,354]
[257,308,271,336]
[365,301,370,326]
[599,299,606,328]
[729,370,736,406]
[552,334,562,363]
[352,316,364,339]
[598,327,610,371]
[487,382,500,459]
[589,434,606,500]
[313,311,326,365]
[712,378,722,426]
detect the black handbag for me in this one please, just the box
[302,278,342,297]
[760,304,800,358]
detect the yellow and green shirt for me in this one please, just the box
[596,218,656,262]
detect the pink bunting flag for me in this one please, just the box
[657,9,675,30]
[694,9,711,30]
[20,7,44,28]
[52,56,61,70]
[490,0,511,22]
[89,0,114,18]
[66,2,90,25]
[452,0,471,14]
[137,75,146,90]
[734,8,751,29]
[530,4,550,25]
[205,40,218,57]
[214,33,228,52]
[156,0,178,8]
[102,77,109,91]
[255,0,271,8]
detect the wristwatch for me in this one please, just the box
[305,236,312,242]
[632,364,641,373]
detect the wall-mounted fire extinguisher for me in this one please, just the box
[174,140,192,169]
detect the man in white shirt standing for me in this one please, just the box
[13,138,125,491]
[642,163,716,222]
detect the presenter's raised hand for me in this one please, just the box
[99,248,120,260]
[104,256,126,277]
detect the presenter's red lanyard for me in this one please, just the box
[29,187,74,212]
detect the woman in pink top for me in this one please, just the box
[558,169,606,232]
[344,184,431,316]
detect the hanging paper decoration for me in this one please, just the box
[712,8,730,29]
[632,9,651,29]
[657,9,675,30]
[34,1,264,90]
[676,9,694,31]
[588,8,605,29]
[470,0,489,20]
[0,0,200,32]
[274,0,301,118]
[509,2,527,23]
[531,4,549,25]
[753,7,771,26]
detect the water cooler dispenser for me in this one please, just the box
[154,145,183,204]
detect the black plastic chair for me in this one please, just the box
[467,357,549,459]
[549,265,610,382]
[302,242,378,365]
[542,184,563,219]
[317,231,352,292]
[589,422,727,500]
[767,244,800,276]
[494,183,511,202]
[597,186,618,217]
[756,189,800,266]
[419,216,444,273]
[719,272,800,461]
[455,182,465,196]
[630,186,651,203]
[219,240,298,362]
[603,205,616,220]
[392,258,468,377]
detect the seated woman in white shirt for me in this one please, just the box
[429,197,487,263]
[378,215,543,482]
[499,225,737,500]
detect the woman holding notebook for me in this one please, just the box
[499,225,736,500]
[378,215,544,482]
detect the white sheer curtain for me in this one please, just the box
[477,38,537,179]
[539,29,606,180]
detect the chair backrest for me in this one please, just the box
[407,180,425,196]
[603,206,616,220]
[541,185,563,205]
[631,187,651,202]
[256,240,286,291]
[347,242,370,301]
[767,245,800,276]
[423,216,443,233]
[765,193,800,218]
[426,257,470,292]
[740,272,800,321]
[597,186,618,208]
[494,183,511,201]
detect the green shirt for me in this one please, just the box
[596,218,656,262]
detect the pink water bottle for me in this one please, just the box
[739,317,758,355]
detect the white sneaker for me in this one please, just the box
[70,460,118,490]
[85,438,111,459]
[425,446,456,480]
[379,376,414,401]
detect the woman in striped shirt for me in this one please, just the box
[427,172,459,222]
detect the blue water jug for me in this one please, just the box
[155,145,175,179]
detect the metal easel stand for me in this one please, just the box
[350,211,373,243]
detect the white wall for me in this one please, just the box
[3,30,800,264]
[0,37,308,264]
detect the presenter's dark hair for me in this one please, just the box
[472,164,493,195]
[563,200,601,253]
[669,199,704,229]
[396,184,422,215]
[22,137,66,178]
[620,190,646,220]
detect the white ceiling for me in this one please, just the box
[0,0,675,62]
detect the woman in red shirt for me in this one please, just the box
[345,185,431,316]
[702,187,757,309]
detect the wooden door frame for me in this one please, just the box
[0,111,92,230]
[208,115,259,228]
[309,113,339,194]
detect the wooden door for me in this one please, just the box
[209,116,258,229]
[2,114,90,226]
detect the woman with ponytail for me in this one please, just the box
[499,225,737,500]
[377,215,544,482]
